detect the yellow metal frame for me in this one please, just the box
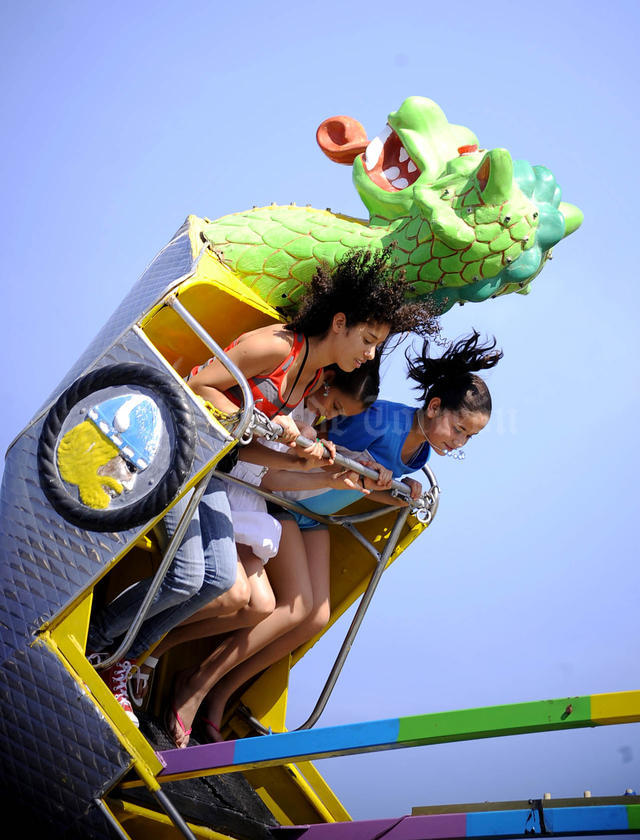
[44,595,164,786]
[106,797,240,839]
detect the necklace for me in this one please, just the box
[416,409,428,440]
[415,409,465,460]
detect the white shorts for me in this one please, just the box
[227,461,282,564]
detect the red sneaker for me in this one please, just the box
[128,655,158,711]
[100,659,139,727]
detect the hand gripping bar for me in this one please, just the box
[244,410,431,519]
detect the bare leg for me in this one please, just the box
[180,558,252,623]
[152,547,276,658]
[149,559,250,659]
[168,521,314,746]
[203,528,331,738]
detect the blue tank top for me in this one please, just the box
[289,401,431,518]
[328,400,430,476]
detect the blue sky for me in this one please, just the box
[1,0,638,823]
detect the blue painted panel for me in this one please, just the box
[233,718,400,765]
[467,809,531,836]
[466,805,630,837]
[548,805,629,833]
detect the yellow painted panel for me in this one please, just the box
[252,785,292,826]
[40,630,163,778]
[220,504,426,826]
[49,589,93,653]
[293,504,428,664]
[242,763,339,826]
[108,797,238,839]
[292,760,352,822]
[591,690,640,725]
[240,653,291,733]
[140,238,282,379]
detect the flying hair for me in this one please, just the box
[284,247,439,339]
[406,331,503,416]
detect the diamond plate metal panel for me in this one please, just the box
[0,639,130,838]
[0,225,244,833]
[0,327,229,664]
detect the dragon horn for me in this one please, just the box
[477,149,513,205]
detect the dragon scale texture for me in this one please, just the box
[203,96,582,314]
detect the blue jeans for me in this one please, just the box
[87,475,237,661]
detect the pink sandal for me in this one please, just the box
[165,703,192,749]
[201,716,224,743]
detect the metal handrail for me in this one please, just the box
[246,411,436,522]
[214,446,439,527]
[224,458,440,734]
[167,293,256,442]
[295,506,410,730]
[97,472,212,669]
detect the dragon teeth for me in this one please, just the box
[364,125,392,170]
[398,146,409,163]
[383,166,401,180]
[392,177,409,189]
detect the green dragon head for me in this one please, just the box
[317,96,582,311]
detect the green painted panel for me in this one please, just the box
[627,804,640,830]
[398,696,592,745]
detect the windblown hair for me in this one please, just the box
[285,247,439,339]
[406,331,503,416]
[325,351,381,409]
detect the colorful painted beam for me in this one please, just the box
[268,799,640,838]
[119,690,640,787]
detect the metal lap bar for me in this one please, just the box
[296,505,410,730]
[214,468,389,528]
[251,413,430,507]
[214,460,440,530]
[167,293,255,441]
[98,472,212,669]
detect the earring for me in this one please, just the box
[323,382,330,397]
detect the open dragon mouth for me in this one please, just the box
[363,125,421,192]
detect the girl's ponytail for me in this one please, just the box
[406,331,503,415]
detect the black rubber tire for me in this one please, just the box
[37,363,197,532]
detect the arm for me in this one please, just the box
[190,326,302,443]
[262,464,370,494]
[237,441,313,470]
